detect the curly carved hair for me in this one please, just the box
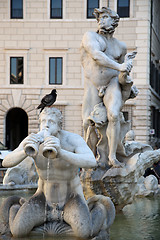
[40,107,63,129]
[93,7,119,22]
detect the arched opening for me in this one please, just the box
[6,108,28,150]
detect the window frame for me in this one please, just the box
[49,57,63,85]
[10,0,23,19]
[5,50,28,85]
[87,0,99,19]
[122,104,133,127]
[44,50,67,86]
[50,0,63,19]
[10,56,24,84]
[150,61,160,96]
[117,0,130,18]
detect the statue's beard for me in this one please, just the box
[98,23,118,35]
[98,27,115,34]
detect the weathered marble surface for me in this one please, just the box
[80,7,138,168]
[79,7,160,211]
[0,107,115,239]
[135,175,160,197]
[81,149,160,210]
[3,156,38,186]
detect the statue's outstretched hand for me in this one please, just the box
[119,60,133,73]
[23,133,42,157]
[23,133,41,149]
[43,136,61,158]
[119,51,137,73]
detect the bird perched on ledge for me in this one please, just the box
[37,89,57,113]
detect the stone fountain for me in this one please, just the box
[1,6,160,240]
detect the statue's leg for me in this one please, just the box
[103,78,124,168]
[9,192,46,237]
[82,83,101,155]
[90,202,106,236]
[87,195,115,239]
[0,196,21,235]
[63,194,92,238]
[9,204,21,228]
[0,196,21,224]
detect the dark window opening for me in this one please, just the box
[49,57,63,85]
[87,0,99,19]
[50,0,62,19]
[10,57,23,84]
[150,107,160,141]
[117,0,130,18]
[6,108,28,150]
[11,0,23,19]
[122,111,129,121]
[150,61,160,96]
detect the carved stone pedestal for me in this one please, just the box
[81,149,160,210]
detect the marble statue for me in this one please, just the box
[3,156,38,186]
[80,7,138,168]
[80,7,160,210]
[0,107,115,239]
[136,175,160,197]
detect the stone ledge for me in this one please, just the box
[0,183,37,190]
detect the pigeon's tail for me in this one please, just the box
[37,103,45,113]
[40,107,45,113]
[37,103,43,109]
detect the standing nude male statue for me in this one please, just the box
[1,107,115,239]
[80,7,136,168]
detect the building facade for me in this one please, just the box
[0,0,160,150]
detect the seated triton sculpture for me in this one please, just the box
[80,7,138,168]
[0,107,115,239]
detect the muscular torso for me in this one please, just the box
[34,132,83,208]
[81,32,124,87]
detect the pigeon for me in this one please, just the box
[37,89,57,113]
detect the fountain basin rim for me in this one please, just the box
[0,183,37,191]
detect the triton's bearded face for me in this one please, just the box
[98,13,119,34]
[94,7,119,34]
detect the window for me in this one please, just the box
[150,106,160,140]
[122,105,133,127]
[49,57,63,85]
[10,57,23,84]
[122,111,128,121]
[87,0,99,19]
[150,61,160,96]
[50,0,62,19]
[117,0,130,18]
[45,49,67,85]
[11,0,23,19]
